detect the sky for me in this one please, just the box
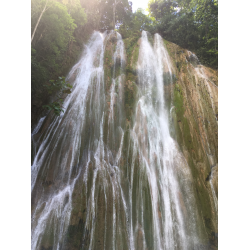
[131,0,150,14]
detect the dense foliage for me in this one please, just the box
[147,0,218,67]
[31,0,86,91]
[118,0,218,68]
[31,0,134,120]
[43,76,72,116]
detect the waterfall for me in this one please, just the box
[129,31,201,250]
[32,31,211,250]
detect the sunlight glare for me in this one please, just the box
[131,0,149,14]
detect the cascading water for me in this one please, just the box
[32,30,130,250]
[128,31,203,250]
[32,30,215,250]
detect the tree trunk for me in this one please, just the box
[31,0,49,44]
[113,0,116,30]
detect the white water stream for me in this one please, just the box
[129,31,201,249]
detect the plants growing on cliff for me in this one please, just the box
[31,0,78,97]
[43,76,72,116]
[147,0,218,68]
[118,8,156,39]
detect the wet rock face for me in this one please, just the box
[186,52,200,67]
[32,31,218,250]
[163,39,218,245]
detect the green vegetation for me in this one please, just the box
[43,76,72,116]
[147,0,218,68]
[31,0,83,91]
[118,0,218,68]
[31,0,87,125]
[119,8,156,39]
[124,80,137,121]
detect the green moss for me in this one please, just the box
[124,36,139,61]
[182,118,193,152]
[173,84,184,118]
[131,44,140,70]
[104,47,113,91]
[163,40,177,59]
[124,81,137,121]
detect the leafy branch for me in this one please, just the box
[43,76,72,116]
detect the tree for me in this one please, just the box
[31,0,50,43]
[147,0,218,68]
[31,0,78,99]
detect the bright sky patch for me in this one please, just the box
[131,0,149,14]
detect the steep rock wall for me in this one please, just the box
[125,34,218,246]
